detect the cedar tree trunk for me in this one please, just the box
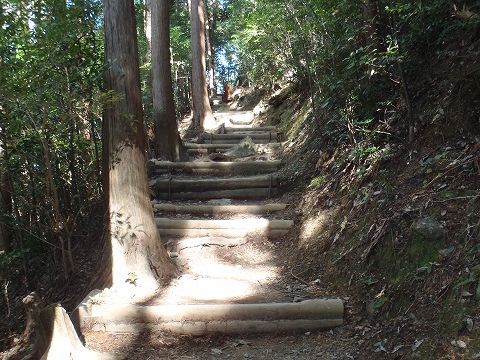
[100,0,176,290]
[362,0,380,50]
[205,0,216,98]
[0,132,12,253]
[190,0,216,130]
[152,0,184,161]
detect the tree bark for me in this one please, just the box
[144,0,152,52]
[152,0,184,161]
[143,0,156,158]
[362,0,379,49]
[0,131,12,253]
[190,0,216,130]
[205,0,216,97]
[0,173,11,254]
[36,305,124,360]
[100,0,177,290]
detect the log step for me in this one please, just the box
[224,126,277,133]
[199,128,281,144]
[153,203,287,214]
[148,160,281,175]
[155,218,293,238]
[155,218,293,229]
[184,142,281,155]
[73,294,344,336]
[200,139,278,145]
[158,228,289,238]
[89,319,343,335]
[155,188,278,201]
[184,143,234,149]
[154,175,279,200]
[201,133,279,141]
[155,175,278,192]
[184,143,282,149]
[186,148,227,156]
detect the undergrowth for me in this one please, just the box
[270,28,480,356]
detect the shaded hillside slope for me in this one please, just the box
[230,39,479,357]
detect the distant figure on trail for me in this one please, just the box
[222,82,232,103]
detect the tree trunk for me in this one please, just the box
[144,0,152,52]
[0,131,12,254]
[144,0,155,157]
[205,0,216,97]
[99,0,177,290]
[35,304,124,360]
[362,0,379,49]
[190,0,216,130]
[0,170,11,254]
[152,0,184,161]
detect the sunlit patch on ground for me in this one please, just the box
[299,214,328,244]
[155,236,280,304]
[215,111,255,127]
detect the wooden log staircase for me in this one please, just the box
[73,113,344,340]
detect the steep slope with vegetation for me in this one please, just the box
[252,78,479,358]
[225,1,480,357]
[228,10,479,360]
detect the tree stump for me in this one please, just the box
[34,304,125,360]
[22,292,43,343]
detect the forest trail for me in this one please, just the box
[79,101,357,359]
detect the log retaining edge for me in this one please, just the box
[73,294,344,336]
[153,203,287,214]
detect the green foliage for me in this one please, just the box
[308,175,329,189]
[220,0,480,148]
[0,251,22,273]
[126,272,138,285]
[0,0,104,279]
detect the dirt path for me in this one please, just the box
[82,103,358,359]
[141,101,295,306]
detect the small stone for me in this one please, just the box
[224,137,258,158]
[411,217,446,242]
[293,296,302,303]
[411,339,424,351]
[465,317,474,332]
[451,340,467,349]
[471,264,480,276]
